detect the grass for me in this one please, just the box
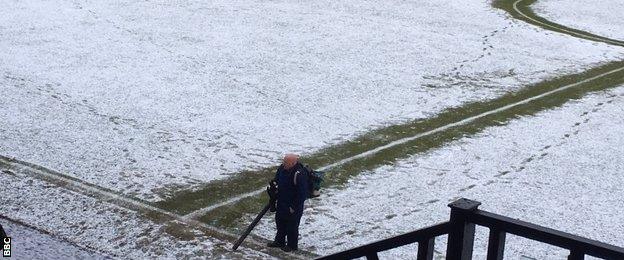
[162,61,624,229]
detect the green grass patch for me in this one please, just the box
[159,61,624,227]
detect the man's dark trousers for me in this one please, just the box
[274,211,302,249]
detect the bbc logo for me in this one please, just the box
[2,237,9,258]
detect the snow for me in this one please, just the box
[1,0,624,201]
[1,218,106,259]
[0,169,271,259]
[2,0,624,257]
[533,0,624,41]
[254,86,624,258]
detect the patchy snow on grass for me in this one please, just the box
[0,218,106,259]
[533,0,624,41]
[1,0,623,201]
[0,170,271,259]
[254,86,624,258]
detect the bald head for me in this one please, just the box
[283,154,299,170]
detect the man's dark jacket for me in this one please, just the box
[274,162,308,215]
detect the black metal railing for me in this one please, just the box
[316,198,624,260]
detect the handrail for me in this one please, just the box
[317,198,624,260]
[468,210,624,259]
[316,222,450,260]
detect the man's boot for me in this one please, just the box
[267,241,284,248]
[281,246,297,252]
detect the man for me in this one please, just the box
[267,154,309,252]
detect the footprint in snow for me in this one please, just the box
[459,184,476,192]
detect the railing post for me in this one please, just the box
[567,249,583,260]
[446,198,481,260]
[417,238,435,260]
[365,252,379,260]
[486,228,505,260]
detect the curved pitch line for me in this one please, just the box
[512,0,624,46]
[184,65,624,219]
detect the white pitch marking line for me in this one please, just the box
[0,156,306,259]
[185,66,624,219]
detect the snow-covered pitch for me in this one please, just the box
[254,85,624,258]
[252,1,624,254]
[533,0,624,41]
[1,0,623,202]
[1,0,624,258]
